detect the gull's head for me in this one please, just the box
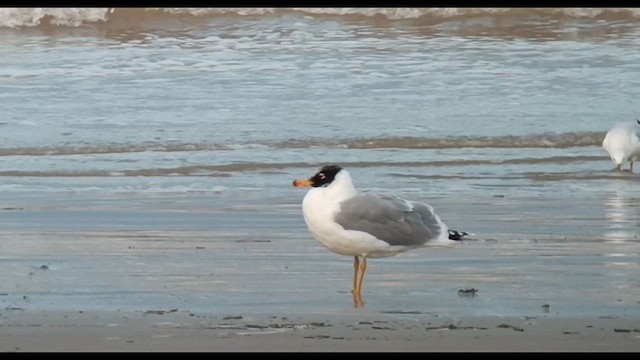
[610,152,626,166]
[293,164,343,188]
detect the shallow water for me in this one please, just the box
[0,8,639,317]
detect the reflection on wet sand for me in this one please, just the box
[603,190,639,244]
[600,188,640,301]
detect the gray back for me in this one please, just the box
[334,193,443,247]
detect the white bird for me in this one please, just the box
[292,164,470,307]
[602,120,640,173]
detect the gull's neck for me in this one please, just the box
[325,170,358,201]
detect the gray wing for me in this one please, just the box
[333,192,444,247]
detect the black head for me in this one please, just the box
[309,164,343,187]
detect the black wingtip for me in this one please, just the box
[448,229,471,241]
[637,118,640,126]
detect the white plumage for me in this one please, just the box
[602,120,640,172]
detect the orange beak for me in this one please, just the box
[293,178,313,187]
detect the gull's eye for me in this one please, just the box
[318,173,326,179]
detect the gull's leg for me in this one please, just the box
[356,257,368,295]
[631,160,635,173]
[617,163,622,172]
[352,256,365,308]
[352,256,359,295]
[353,257,368,308]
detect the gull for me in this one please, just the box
[602,120,640,172]
[293,164,470,307]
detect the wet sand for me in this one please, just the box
[0,189,639,352]
[1,309,639,352]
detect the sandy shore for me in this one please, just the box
[1,308,639,352]
[1,190,639,352]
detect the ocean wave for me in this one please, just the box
[1,8,639,28]
[0,156,606,177]
[279,132,606,150]
[0,132,605,157]
[0,8,110,28]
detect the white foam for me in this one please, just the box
[0,8,109,28]
[2,8,640,28]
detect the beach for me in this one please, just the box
[2,310,639,352]
[1,8,640,351]
[1,189,639,351]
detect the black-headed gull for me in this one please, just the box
[293,164,470,307]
